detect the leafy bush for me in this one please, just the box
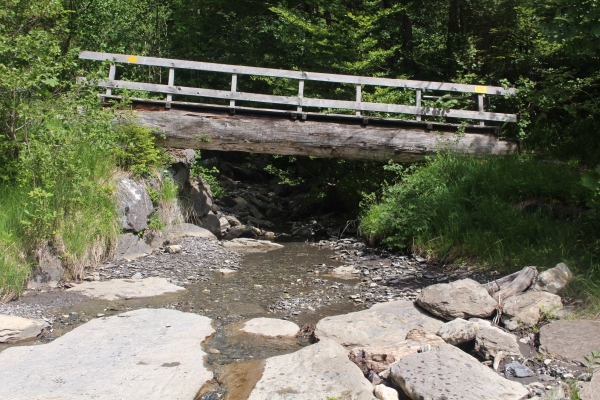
[191,151,226,197]
[360,153,597,275]
[116,123,168,176]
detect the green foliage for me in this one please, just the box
[584,350,600,374]
[191,151,226,198]
[360,153,597,275]
[115,123,167,176]
[147,211,165,231]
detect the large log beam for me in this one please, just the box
[133,106,518,162]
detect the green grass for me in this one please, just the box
[360,153,600,311]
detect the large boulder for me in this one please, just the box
[221,238,284,253]
[535,263,573,294]
[240,318,299,338]
[539,320,600,364]
[501,291,562,330]
[0,314,47,343]
[437,318,480,346]
[115,233,153,260]
[198,211,221,236]
[186,177,213,218]
[473,319,522,360]
[66,277,186,301]
[390,343,529,400]
[349,329,445,375]
[315,300,444,348]
[416,278,497,320]
[28,247,64,289]
[248,339,375,400]
[116,178,153,232]
[0,309,214,400]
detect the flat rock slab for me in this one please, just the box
[0,309,214,400]
[416,278,497,320]
[390,343,529,400]
[331,266,361,279]
[579,372,600,400]
[167,223,217,241]
[221,238,284,253]
[240,318,299,338]
[315,300,444,347]
[0,314,47,343]
[66,277,186,300]
[248,339,375,400]
[540,320,600,363]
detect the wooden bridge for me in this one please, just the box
[80,51,519,162]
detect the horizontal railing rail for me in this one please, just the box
[80,51,517,124]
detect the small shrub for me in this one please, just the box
[191,151,226,197]
[116,123,168,176]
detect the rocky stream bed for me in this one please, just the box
[1,151,599,400]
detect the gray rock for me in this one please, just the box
[539,320,600,364]
[0,309,214,399]
[315,300,444,348]
[131,272,143,279]
[66,277,186,301]
[0,314,47,343]
[390,343,529,400]
[473,321,522,360]
[115,233,153,260]
[28,247,64,289]
[221,238,284,253]
[143,230,166,248]
[240,318,300,338]
[166,223,217,241]
[218,268,236,275]
[248,339,375,400]
[579,372,600,400]
[349,330,445,375]
[199,211,221,236]
[374,385,399,400]
[416,278,497,320]
[505,361,534,378]
[116,178,153,232]
[225,215,242,227]
[291,225,313,237]
[168,148,196,167]
[501,291,562,330]
[187,177,213,218]
[535,263,573,294]
[166,166,189,193]
[219,217,230,231]
[231,197,248,211]
[331,266,361,279]
[165,245,182,254]
[437,318,480,345]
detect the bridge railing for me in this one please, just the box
[79,51,517,124]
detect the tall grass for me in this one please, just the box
[361,153,600,308]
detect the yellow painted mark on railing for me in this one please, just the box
[474,86,487,94]
[127,55,139,63]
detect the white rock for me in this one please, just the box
[221,238,284,252]
[473,322,522,360]
[331,266,361,279]
[437,318,480,345]
[315,300,444,348]
[240,318,299,338]
[66,277,185,300]
[116,178,153,232]
[374,385,399,400]
[535,263,573,294]
[390,343,529,400]
[0,309,214,400]
[248,339,375,400]
[218,268,236,275]
[165,244,182,254]
[416,278,497,320]
[0,314,47,343]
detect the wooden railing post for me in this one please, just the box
[416,89,422,121]
[478,94,485,126]
[104,64,116,100]
[166,67,175,109]
[230,74,237,114]
[297,79,304,114]
[356,85,362,117]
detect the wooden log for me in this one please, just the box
[485,266,538,300]
[132,107,519,163]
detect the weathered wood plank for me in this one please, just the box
[80,51,516,96]
[101,80,517,122]
[131,108,519,162]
